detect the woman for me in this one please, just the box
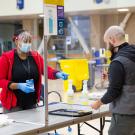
[0,29,68,113]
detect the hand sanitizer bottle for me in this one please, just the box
[81,80,89,105]
[54,132,60,135]
[67,126,72,135]
[67,80,74,104]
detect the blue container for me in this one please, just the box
[94,50,101,65]
[94,50,100,57]
[88,60,96,88]
[95,0,103,4]
[96,59,101,65]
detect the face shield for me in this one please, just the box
[18,31,32,53]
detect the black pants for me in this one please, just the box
[109,114,135,135]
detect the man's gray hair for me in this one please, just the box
[104,25,125,42]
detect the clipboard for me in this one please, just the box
[49,109,92,117]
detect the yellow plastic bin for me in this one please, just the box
[59,59,89,92]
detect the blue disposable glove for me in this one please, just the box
[17,79,35,93]
[26,79,34,87]
[56,72,69,80]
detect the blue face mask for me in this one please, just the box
[19,43,31,53]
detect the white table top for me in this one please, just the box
[0,102,110,135]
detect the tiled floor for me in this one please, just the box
[47,79,110,135]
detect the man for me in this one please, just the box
[91,26,135,135]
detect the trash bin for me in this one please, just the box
[88,60,96,88]
[59,59,89,92]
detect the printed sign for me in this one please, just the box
[44,0,64,6]
[57,19,64,35]
[44,4,57,35]
[44,0,64,36]
[66,36,72,45]
[57,6,64,35]
[57,6,64,19]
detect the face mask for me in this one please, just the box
[107,42,117,60]
[19,43,31,53]
[107,42,114,52]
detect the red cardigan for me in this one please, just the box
[0,49,57,110]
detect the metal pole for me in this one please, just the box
[100,117,103,135]
[65,43,68,58]
[78,124,80,135]
[44,35,48,125]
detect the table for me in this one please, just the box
[0,102,110,135]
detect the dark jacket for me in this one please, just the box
[101,42,135,114]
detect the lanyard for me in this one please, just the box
[21,58,30,78]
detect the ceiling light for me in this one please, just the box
[39,14,44,17]
[117,8,129,12]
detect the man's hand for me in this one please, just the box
[91,100,103,110]
[102,70,108,81]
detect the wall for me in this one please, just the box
[65,0,117,12]
[125,14,135,44]
[0,0,135,50]
[90,15,103,49]
[65,0,135,13]
[90,13,129,49]
[117,0,135,8]
[90,12,135,49]
[0,24,15,41]
[0,0,135,17]
[0,24,15,54]
[0,0,43,16]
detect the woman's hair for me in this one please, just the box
[18,31,32,43]
[12,29,25,42]
[12,29,32,43]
